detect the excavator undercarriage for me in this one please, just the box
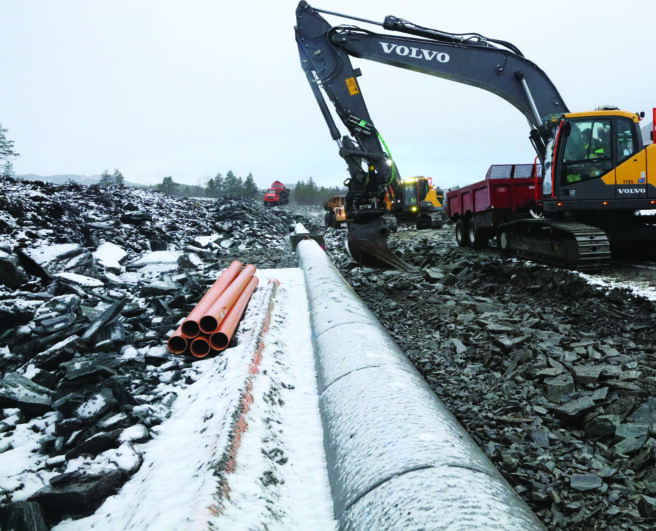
[497,220,611,272]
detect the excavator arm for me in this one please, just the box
[295,1,569,159]
[295,1,569,268]
[296,2,400,221]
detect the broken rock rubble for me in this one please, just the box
[325,227,656,530]
[0,177,319,527]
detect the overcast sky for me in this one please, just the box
[1,0,654,190]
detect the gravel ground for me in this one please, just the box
[326,224,656,530]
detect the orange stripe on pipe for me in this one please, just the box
[180,261,242,339]
[200,264,256,334]
[210,279,279,515]
[210,276,259,351]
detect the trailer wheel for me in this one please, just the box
[455,219,471,247]
[468,218,489,249]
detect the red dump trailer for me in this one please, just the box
[446,164,542,248]
[263,181,290,206]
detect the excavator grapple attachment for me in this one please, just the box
[346,219,415,271]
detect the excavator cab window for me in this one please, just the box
[560,118,613,185]
[417,179,430,202]
[403,182,418,206]
[402,178,430,207]
[616,118,639,162]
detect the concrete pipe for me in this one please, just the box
[294,230,544,530]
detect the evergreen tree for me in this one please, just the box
[2,160,15,178]
[234,175,244,196]
[214,172,224,196]
[294,180,306,204]
[159,176,176,195]
[0,124,19,162]
[206,177,217,198]
[242,173,259,199]
[292,178,346,205]
[112,169,125,187]
[99,170,113,186]
[224,170,239,196]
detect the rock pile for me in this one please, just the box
[327,227,656,529]
[0,177,318,527]
[3,173,656,529]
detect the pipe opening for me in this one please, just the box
[181,320,200,338]
[199,315,219,334]
[210,332,230,351]
[167,335,187,354]
[191,337,211,358]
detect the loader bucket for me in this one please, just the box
[346,219,416,271]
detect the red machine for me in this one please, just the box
[263,181,290,206]
[447,164,541,248]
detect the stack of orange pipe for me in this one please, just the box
[166,261,259,358]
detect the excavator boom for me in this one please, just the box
[294,1,568,269]
[295,1,655,271]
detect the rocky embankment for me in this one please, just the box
[0,177,317,528]
[328,228,656,530]
[1,176,655,529]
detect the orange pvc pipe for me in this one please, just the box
[167,323,188,354]
[210,275,259,351]
[180,261,242,338]
[200,264,256,334]
[190,333,213,358]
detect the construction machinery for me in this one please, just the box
[263,181,290,206]
[385,176,445,230]
[325,177,445,231]
[324,194,347,228]
[295,1,656,271]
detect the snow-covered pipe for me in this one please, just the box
[295,233,545,530]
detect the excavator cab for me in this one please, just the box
[546,111,649,207]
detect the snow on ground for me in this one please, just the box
[210,269,336,530]
[54,268,336,530]
[581,263,656,302]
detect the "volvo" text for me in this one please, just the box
[380,42,450,63]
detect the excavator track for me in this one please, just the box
[497,219,611,272]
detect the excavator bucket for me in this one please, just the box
[346,218,416,271]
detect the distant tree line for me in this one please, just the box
[100,169,125,187]
[154,173,346,205]
[155,170,259,199]
[292,177,346,206]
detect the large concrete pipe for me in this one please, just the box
[294,227,544,530]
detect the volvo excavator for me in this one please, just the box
[295,1,656,271]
